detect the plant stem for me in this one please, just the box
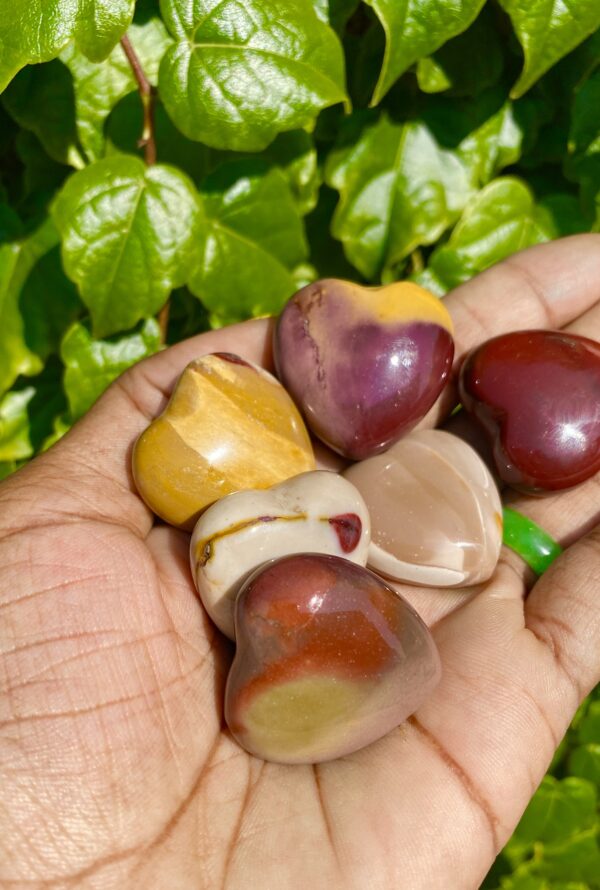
[157,301,170,344]
[120,33,169,341]
[120,35,156,166]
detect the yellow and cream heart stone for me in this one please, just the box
[133,353,315,529]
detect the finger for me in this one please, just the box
[525,524,600,703]
[0,318,274,538]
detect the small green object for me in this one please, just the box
[502,507,563,575]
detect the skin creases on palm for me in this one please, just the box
[0,237,600,889]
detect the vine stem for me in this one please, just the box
[120,33,170,341]
[120,34,157,166]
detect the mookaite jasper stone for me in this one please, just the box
[132,353,315,529]
[459,330,600,493]
[225,553,441,764]
[344,430,502,586]
[274,279,454,460]
[190,471,370,640]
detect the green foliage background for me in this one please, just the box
[0,1,599,883]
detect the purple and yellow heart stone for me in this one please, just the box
[274,279,454,459]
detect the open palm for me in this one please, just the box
[2,236,600,889]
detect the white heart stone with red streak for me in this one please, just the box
[190,471,370,639]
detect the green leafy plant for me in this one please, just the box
[0,0,598,880]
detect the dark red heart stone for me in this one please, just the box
[458,330,600,493]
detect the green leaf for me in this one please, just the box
[498,0,600,98]
[364,0,486,104]
[569,745,600,785]
[256,131,320,215]
[535,830,600,884]
[52,156,202,338]
[0,216,59,394]
[416,8,504,97]
[0,0,135,93]
[1,60,84,167]
[325,110,475,279]
[165,287,210,344]
[61,318,161,420]
[0,461,17,480]
[0,386,36,460]
[567,69,600,225]
[15,131,70,200]
[314,0,359,31]
[417,178,560,294]
[577,701,600,744]
[20,246,82,361]
[158,0,347,151]
[305,184,357,279]
[188,160,308,325]
[61,9,171,163]
[514,777,597,846]
[106,93,215,184]
[0,361,68,460]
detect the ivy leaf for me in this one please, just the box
[416,178,559,294]
[513,777,597,846]
[158,0,347,151]
[1,60,84,167]
[567,69,600,224]
[313,0,359,31]
[568,744,600,785]
[61,9,171,163]
[0,0,135,93]
[0,215,59,394]
[325,110,475,279]
[363,0,486,104]
[0,361,67,460]
[61,318,161,420]
[0,387,36,461]
[20,246,82,361]
[188,160,308,326]
[106,93,215,184]
[15,132,70,201]
[497,0,600,98]
[255,131,320,215]
[416,8,504,97]
[52,156,202,339]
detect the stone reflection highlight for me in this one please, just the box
[225,553,441,764]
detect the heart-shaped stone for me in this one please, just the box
[344,430,502,586]
[225,553,441,764]
[459,330,600,493]
[190,471,370,639]
[274,279,454,460]
[132,352,315,529]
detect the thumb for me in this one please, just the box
[0,318,273,538]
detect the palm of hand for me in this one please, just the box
[2,238,600,889]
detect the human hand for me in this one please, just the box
[1,235,600,889]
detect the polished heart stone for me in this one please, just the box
[459,330,600,493]
[274,279,454,460]
[225,553,441,764]
[190,471,370,640]
[133,353,315,529]
[344,430,502,586]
